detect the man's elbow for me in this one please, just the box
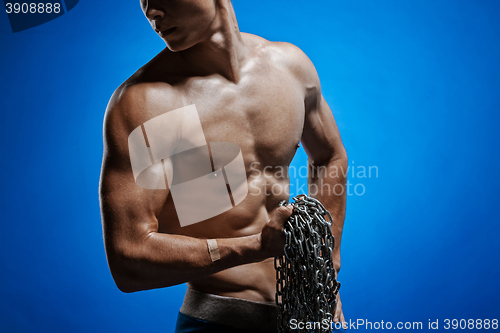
[114,278,139,294]
[106,242,148,293]
[108,259,143,293]
[333,147,348,165]
[105,239,178,293]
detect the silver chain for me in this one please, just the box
[275,194,341,333]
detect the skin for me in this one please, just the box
[100,0,348,327]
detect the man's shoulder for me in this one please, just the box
[103,78,180,139]
[244,33,320,87]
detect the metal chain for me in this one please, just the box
[275,194,341,333]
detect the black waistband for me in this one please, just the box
[180,287,279,332]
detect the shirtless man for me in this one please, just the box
[99,0,348,332]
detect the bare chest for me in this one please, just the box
[181,71,305,168]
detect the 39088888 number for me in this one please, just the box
[443,319,498,330]
[5,3,61,14]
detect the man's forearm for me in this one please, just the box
[107,232,263,293]
[308,156,347,273]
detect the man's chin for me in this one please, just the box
[164,39,195,53]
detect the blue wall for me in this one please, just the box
[1,0,499,331]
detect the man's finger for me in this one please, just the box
[340,310,346,328]
[334,305,342,322]
[276,204,293,220]
[334,294,342,322]
[277,204,293,216]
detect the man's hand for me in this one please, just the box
[334,293,347,329]
[257,204,294,259]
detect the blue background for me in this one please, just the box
[1,0,499,331]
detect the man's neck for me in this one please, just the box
[177,1,247,83]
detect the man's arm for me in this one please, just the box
[303,94,348,326]
[99,85,292,293]
[283,43,347,273]
[302,94,347,275]
[285,43,348,324]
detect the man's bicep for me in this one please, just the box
[283,43,346,163]
[99,129,171,257]
[100,156,169,221]
[301,96,347,165]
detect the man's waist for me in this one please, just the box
[180,287,278,332]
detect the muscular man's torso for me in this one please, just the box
[123,34,308,302]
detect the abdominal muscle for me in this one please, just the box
[188,258,277,303]
[157,173,289,303]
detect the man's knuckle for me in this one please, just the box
[277,206,288,214]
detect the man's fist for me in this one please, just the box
[257,204,294,259]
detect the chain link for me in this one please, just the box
[275,194,341,333]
